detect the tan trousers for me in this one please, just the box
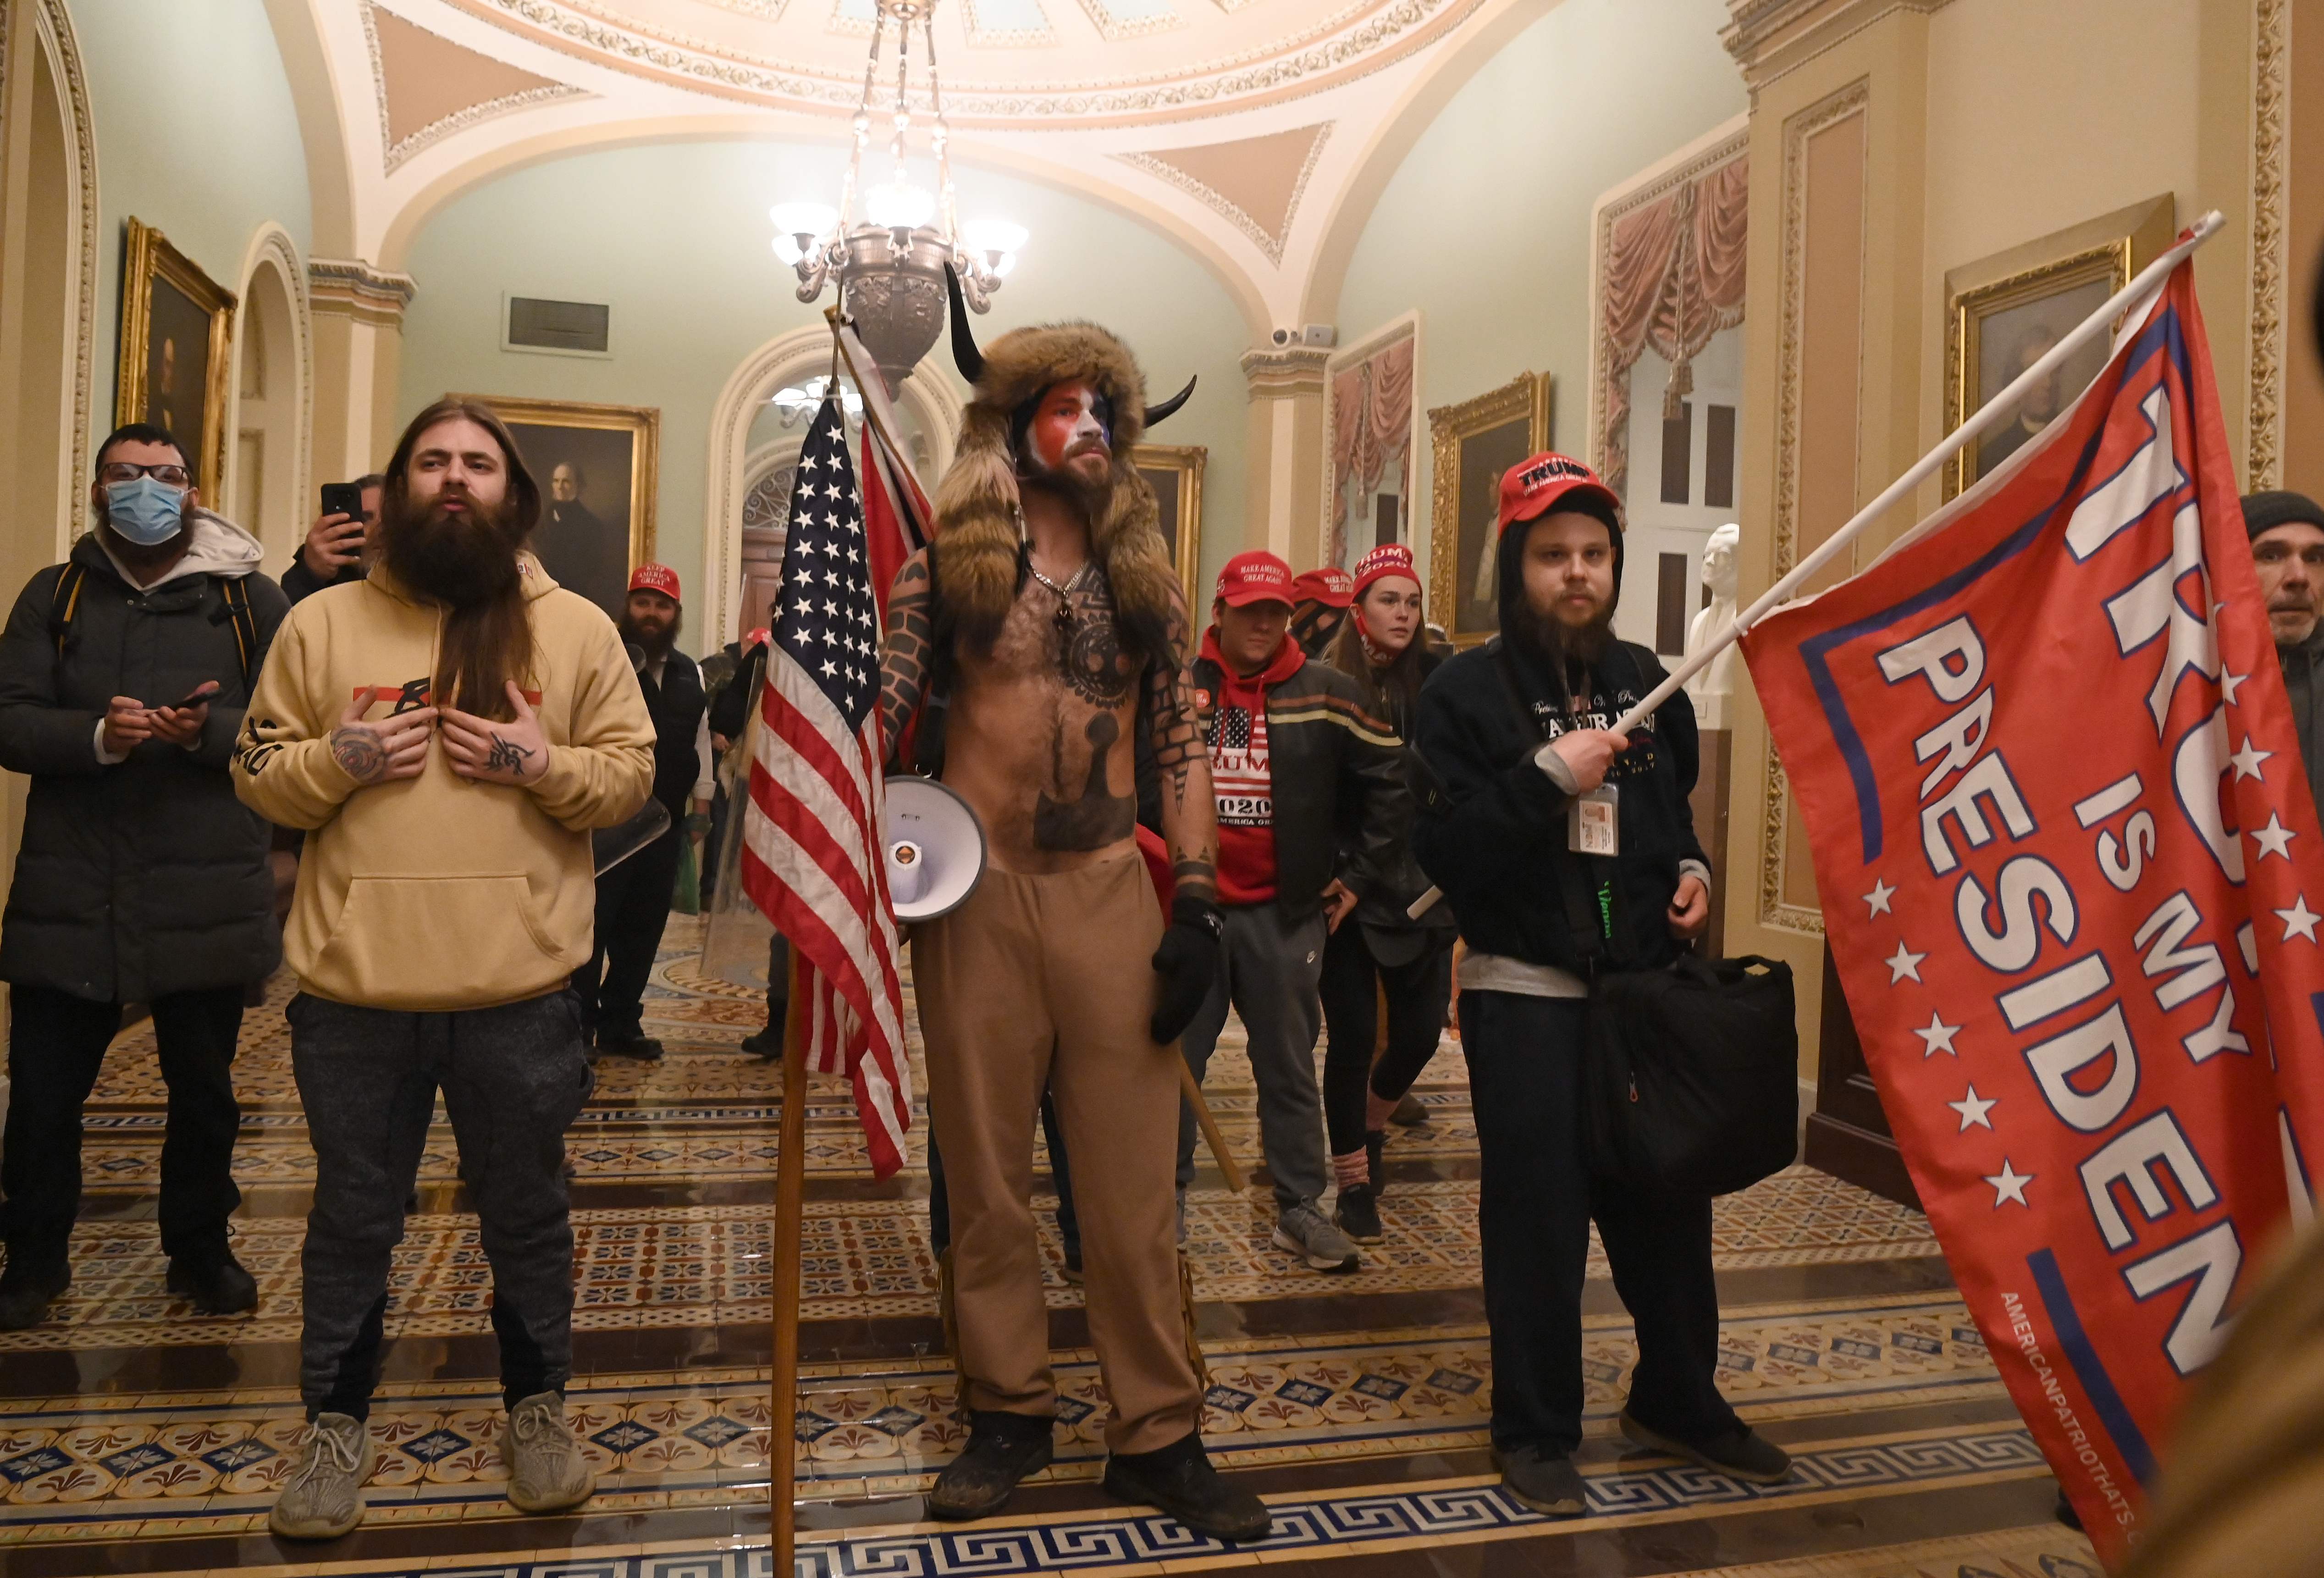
[912,846,1203,1454]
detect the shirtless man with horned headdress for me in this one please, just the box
[876,276,1268,1542]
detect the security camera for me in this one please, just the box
[1271,327,1294,347]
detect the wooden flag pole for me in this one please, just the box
[1178,1062,1247,1194]
[769,949,809,1569]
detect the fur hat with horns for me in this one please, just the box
[933,266,1196,659]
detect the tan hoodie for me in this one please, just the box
[232,554,653,1010]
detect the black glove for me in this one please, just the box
[1149,894,1223,1044]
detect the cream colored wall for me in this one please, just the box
[66,0,312,471]
[1922,0,2201,273]
[1918,0,2212,482]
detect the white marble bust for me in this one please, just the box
[1684,522,1741,730]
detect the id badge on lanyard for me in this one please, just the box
[1568,782,1619,855]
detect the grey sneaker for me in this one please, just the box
[505,1390,596,1514]
[268,1412,373,1540]
[1272,1205,1360,1273]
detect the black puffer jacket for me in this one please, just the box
[1190,643,1409,921]
[0,523,289,1002]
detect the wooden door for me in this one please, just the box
[1802,940,1922,1208]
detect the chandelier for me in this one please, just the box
[770,0,1025,393]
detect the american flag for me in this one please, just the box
[739,395,911,1178]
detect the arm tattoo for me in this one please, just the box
[485,734,535,775]
[330,725,386,785]
[878,553,934,761]
[1145,587,1218,903]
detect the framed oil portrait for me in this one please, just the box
[1944,195,2174,498]
[115,219,236,499]
[454,394,659,620]
[1132,443,1206,610]
[1428,371,1553,647]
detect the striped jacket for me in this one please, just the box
[1189,644,1411,920]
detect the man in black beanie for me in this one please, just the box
[2244,489,2324,824]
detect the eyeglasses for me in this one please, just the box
[99,462,190,487]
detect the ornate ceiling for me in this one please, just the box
[289,0,1554,327]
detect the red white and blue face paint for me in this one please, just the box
[1023,381,1114,478]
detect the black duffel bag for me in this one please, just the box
[1582,953,1800,1196]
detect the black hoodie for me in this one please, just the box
[1408,510,1707,975]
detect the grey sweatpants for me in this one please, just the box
[1176,903,1329,1214]
[288,990,592,1419]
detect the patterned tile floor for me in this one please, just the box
[0,1292,2005,1538]
[0,924,2085,1578]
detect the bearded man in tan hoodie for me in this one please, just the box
[232,399,653,1541]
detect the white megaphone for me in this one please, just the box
[880,775,987,922]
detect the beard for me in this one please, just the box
[1510,591,1615,690]
[1018,441,1113,522]
[619,608,681,656]
[377,491,526,609]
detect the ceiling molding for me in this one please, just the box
[1121,122,1331,266]
[365,2,590,173]
[433,0,1489,132]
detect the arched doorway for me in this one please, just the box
[0,0,97,938]
[703,325,963,643]
[229,226,313,568]
[0,0,96,569]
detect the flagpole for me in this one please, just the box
[769,947,808,1568]
[826,307,933,539]
[1406,208,2226,921]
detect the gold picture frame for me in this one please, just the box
[453,394,660,619]
[1132,442,1207,610]
[1428,372,1553,647]
[1943,195,2175,498]
[115,219,237,500]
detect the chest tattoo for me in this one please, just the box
[1033,712,1135,852]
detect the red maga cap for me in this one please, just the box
[1351,543,1419,601]
[1496,451,1623,537]
[1216,550,1298,608]
[1290,566,1355,608]
[628,562,682,602]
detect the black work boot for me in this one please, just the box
[168,1248,258,1314]
[0,1257,70,1331]
[927,1410,1054,1521]
[1104,1431,1271,1543]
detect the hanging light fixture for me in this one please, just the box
[771,0,1024,393]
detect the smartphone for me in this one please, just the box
[319,482,365,520]
[160,684,216,711]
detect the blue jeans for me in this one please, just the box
[1459,989,1738,1455]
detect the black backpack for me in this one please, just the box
[48,559,261,692]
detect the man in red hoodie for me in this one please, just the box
[1179,551,1408,1271]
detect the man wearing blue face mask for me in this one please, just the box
[0,423,289,1329]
